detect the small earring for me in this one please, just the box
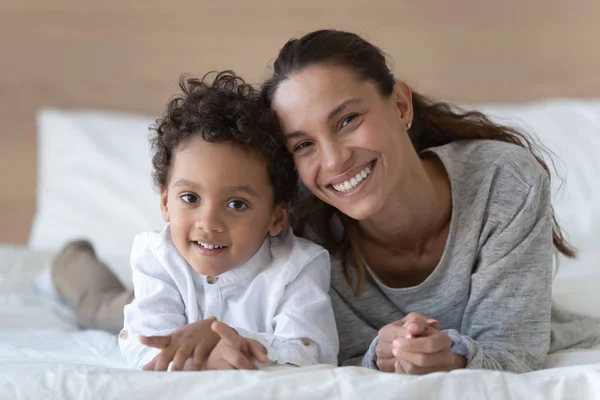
[407,121,412,130]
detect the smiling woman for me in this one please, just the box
[263,29,600,374]
[271,64,427,224]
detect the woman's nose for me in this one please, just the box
[321,139,352,173]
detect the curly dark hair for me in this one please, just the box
[150,70,297,204]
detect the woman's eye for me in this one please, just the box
[292,141,313,153]
[180,194,199,204]
[227,200,248,210]
[340,114,358,129]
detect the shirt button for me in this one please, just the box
[206,276,217,284]
[119,329,128,340]
[301,337,312,346]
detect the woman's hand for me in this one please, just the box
[376,313,465,374]
[376,312,438,372]
[140,317,220,371]
[202,321,269,370]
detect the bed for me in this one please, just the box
[2,221,600,399]
[2,1,600,399]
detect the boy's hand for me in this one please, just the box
[203,321,269,370]
[140,317,220,371]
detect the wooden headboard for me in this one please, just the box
[2,0,599,244]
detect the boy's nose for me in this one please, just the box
[195,207,225,233]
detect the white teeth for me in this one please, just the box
[197,241,224,250]
[332,165,373,193]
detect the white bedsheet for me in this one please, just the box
[2,244,600,400]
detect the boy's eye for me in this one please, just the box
[340,114,358,129]
[180,193,199,204]
[227,200,248,211]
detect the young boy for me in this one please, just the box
[118,71,338,371]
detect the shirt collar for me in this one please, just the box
[201,236,272,287]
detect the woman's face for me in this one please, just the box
[271,64,416,221]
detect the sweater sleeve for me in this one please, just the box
[446,165,553,372]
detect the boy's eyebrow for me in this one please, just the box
[283,98,361,141]
[230,185,259,198]
[172,180,259,198]
[172,179,197,188]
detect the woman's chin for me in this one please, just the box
[335,200,380,222]
[318,185,382,222]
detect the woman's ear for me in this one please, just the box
[392,80,413,127]
[160,187,170,222]
[268,203,290,237]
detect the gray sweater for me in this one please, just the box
[329,140,600,372]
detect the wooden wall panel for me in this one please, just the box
[1,0,599,243]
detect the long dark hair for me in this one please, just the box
[263,29,575,295]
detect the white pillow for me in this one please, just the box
[468,99,600,249]
[30,109,165,287]
[30,100,600,287]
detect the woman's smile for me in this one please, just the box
[327,159,377,197]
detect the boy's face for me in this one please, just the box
[161,136,288,277]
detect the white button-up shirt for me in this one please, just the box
[119,225,339,369]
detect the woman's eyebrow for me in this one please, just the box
[283,98,361,141]
[283,131,305,141]
[327,98,361,121]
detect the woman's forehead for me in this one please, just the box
[272,65,375,124]
[279,65,365,97]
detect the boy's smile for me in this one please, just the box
[191,240,228,256]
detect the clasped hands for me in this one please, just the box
[375,312,466,374]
